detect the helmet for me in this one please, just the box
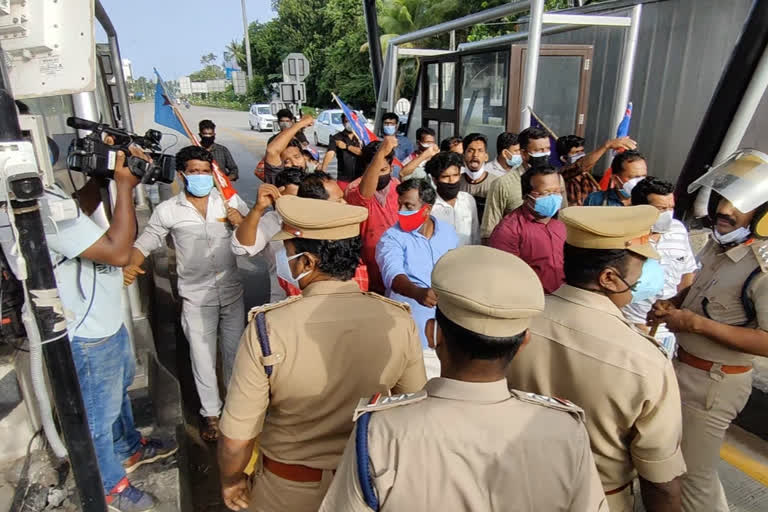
[689,149,768,238]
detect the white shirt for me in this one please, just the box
[231,209,287,303]
[486,159,510,177]
[431,191,480,247]
[135,189,249,306]
[623,219,699,340]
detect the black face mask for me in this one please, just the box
[436,181,460,201]
[376,174,392,191]
[200,135,215,146]
[529,155,549,167]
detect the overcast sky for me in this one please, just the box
[97,0,274,80]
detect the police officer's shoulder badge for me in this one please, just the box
[247,295,302,322]
[352,391,428,422]
[510,389,587,423]
[363,292,412,313]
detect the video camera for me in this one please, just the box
[65,117,176,184]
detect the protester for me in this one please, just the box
[507,205,685,512]
[556,134,637,206]
[458,133,496,220]
[320,246,607,512]
[382,111,414,162]
[218,196,426,512]
[648,150,768,512]
[40,146,175,510]
[264,115,315,184]
[124,146,250,443]
[584,150,647,206]
[400,127,439,181]
[344,138,400,294]
[318,113,363,182]
[486,132,523,177]
[376,178,459,377]
[481,126,568,241]
[489,165,566,293]
[440,135,464,154]
[621,177,697,356]
[267,108,309,147]
[426,151,479,246]
[198,119,239,181]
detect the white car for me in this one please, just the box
[312,109,373,146]
[249,104,277,132]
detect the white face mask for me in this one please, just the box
[276,248,312,289]
[463,166,485,181]
[712,226,751,246]
[419,141,434,150]
[652,210,674,233]
[569,152,586,164]
[621,176,645,198]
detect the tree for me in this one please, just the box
[200,53,218,65]
[224,39,247,70]
[189,65,225,82]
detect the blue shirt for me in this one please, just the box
[394,135,415,163]
[584,189,626,206]
[376,217,458,348]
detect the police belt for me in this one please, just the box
[677,347,752,375]
[263,456,332,482]
[606,481,632,495]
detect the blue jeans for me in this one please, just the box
[70,324,142,492]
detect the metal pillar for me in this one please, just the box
[610,5,642,140]
[520,0,545,131]
[388,44,399,113]
[241,0,254,81]
[675,0,768,218]
[363,0,384,97]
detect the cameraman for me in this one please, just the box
[46,146,175,511]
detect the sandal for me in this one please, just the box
[201,416,220,443]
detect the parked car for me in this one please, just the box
[249,104,277,132]
[312,109,373,146]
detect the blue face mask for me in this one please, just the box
[531,194,562,218]
[624,258,665,304]
[383,125,397,136]
[506,154,523,168]
[184,174,214,197]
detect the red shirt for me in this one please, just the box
[345,177,400,294]
[488,205,566,294]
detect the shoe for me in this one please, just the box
[106,478,155,512]
[123,437,178,474]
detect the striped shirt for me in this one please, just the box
[622,219,699,343]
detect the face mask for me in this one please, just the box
[419,142,434,150]
[276,248,312,290]
[620,176,644,198]
[383,125,397,136]
[652,210,674,233]
[398,205,429,232]
[528,152,550,167]
[278,121,292,130]
[712,226,751,246]
[344,122,353,132]
[624,258,665,304]
[184,174,214,197]
[506,154,523,168]
[376,173,392,191]
[531,194,562,218]
[569,152,585,164]
[463,167,485,181]
[200,135,215,146]
[436,181,460,201]
[305,161,317,173]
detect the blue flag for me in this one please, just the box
[332,93,377,146]
[154,69,187,137]
[617,102,632,138]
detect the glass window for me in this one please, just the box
[440,122,455,139]
[331,113,342,125]
[258,106,271,115]
[531,55,582,137]
[459,51,509,143]
[441,62,455,110]
[427,63,439,109]
[427,119,439,136]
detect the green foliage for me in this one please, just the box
[189,65,226,82]
[200,53,218,65]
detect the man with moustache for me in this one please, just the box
[458,133,497,220]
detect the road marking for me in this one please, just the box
[721,442,768,486]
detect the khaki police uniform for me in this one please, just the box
[507,206,686,512]
[675,237,768,511]
[320,246,608,511]
[219,197,427,512]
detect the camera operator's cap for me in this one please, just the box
[273,195,368,241]
[559,205,660,260]
[431,246,544,337]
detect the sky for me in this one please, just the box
[97,0,275,81]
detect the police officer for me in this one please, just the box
[217,196,427,512]
[507,205,686,512]
[320,246,608,511]
[649,149,768,512]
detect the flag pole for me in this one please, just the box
[529,108,559,140]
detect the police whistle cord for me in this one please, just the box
[11,195,109,512]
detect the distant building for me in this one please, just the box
[122,59,133,82]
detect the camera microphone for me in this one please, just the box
[66,117,100,131]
